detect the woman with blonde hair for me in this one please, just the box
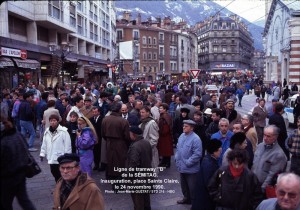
[76,116,98,176]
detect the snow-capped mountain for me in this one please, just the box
[115,0,264,50]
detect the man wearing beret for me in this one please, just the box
[175,120,202,205]
[53,153,104,210]
[127,126,152,210]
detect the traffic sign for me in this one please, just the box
[192,79,198,83]
[189,69,201,78]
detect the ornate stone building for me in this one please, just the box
[194,14,254,75]
[263,0,300,86]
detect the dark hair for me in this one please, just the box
[160,103,169,111]
[74,96,83,104]
[110,102,122,112]
[230,132,246,149]
[49,114,59,121]
[140,105,151,113]
[62,97,70,103]
[211,108,222,116]
[69,111,78,117]
[227,149,249,164]
[47,100,56,108]
[207,139,222,154]
[179,96,188,104]
[92,106,101,113]
[41,92,49,100]
[210,94,217,99]
[275,103,284,113]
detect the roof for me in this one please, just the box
[282,1,300,12]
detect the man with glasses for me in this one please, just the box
[256,172,300,210]
[53,153,104,210]
[252,125,287,193]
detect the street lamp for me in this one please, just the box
[49,42,73,85]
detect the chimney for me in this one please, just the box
[123,11,131,21]
[156,16,161,27]
[136,13,141,25]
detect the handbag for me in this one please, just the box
[20,135,42,178]
[25,152,42,178]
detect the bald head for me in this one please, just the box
[276,173,300,210]
[121,104,128,115]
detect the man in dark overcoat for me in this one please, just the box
[101,102,130,179]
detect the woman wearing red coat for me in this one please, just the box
[158,103,174,168]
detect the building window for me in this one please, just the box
[148,37,151,45]
[159,62,164,71]
[143,52,147,60]
[48,0,63,21]
[117,30,122,40]
[159,33,164,42]
[133,31,139,40]
[222,47,226,52]
[231,23,235,29]
[153,53,157,60]
[69,3,76,27]
[77,1,83,11]
[148,53,152,60]
[153,38,156,45]
[8,15,27,36]
[213,46,217,52]
[142,36,146,44]
[37,25,49,42]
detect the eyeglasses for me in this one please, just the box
[277,190,298,199]
[59,165,78,172]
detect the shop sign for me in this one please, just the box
[0,47,27,59]
[215,63,235,68]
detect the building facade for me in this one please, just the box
[194,14,254,76]
[116,13,197,82]
[0,0,116,88]
[263,0,300,86]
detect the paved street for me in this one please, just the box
[13,93,294,210]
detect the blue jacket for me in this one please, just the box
[211,131,233,165]
[175,132,202,174]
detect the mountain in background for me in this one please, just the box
[115,0,264,50]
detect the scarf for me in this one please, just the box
[140,117,154,132]
[244,123,253,134]
[60,175,78,207]
[229,164,244,177]
[49,126,58,134]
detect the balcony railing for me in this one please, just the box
[170,41,178,45]
[170,55,177,60]
[159,54,164,60]
[158,39,164,44]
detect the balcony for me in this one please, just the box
[159,54,164,60]
[133,36,139,41]
[170,55,177,60]
[159,39,164,45]
[170,41,177,46]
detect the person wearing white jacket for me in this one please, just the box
[40,114,72,182]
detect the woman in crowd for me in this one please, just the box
[158,103,173,168]
[208,149,263,210]
[76,116,98,176]
[66,111,79,153]
[192,140,222,210]
[40,114,72,182]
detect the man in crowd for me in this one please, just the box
[53,153,104,210]
[222,99,241,130]
[90,106,103,171]
[66,96,84,121]
[175,120,202,205]
[130,99,143,119]
[252,125,287,192]
[121,104,140,126]
[81,97,94,119]
[241,114,258,152]
[55,92,68,117]
[256,173,300,210]
[19,92,38,151]
[252,98,268,144]
[205,108,222,140]
[127,126,152,210]
[126,94,135,113]
[101,102,130,179]
[286,116,300,176]
[211,118,233,165]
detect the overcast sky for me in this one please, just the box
[214,0,266,23]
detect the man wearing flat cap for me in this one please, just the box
[80,97,94,119]
[221,98,241,131]
[53,153,104,210]
[175,119,202,205]
[127,126,152,210]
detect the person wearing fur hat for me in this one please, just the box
[192,140,222,210]
[40,114,72,182]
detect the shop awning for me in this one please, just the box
[13,58,40,69]
[0,57,14,67]
[64,57,78,63]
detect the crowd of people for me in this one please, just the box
[1,79,300,210]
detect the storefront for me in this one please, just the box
[0,47,40,89]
